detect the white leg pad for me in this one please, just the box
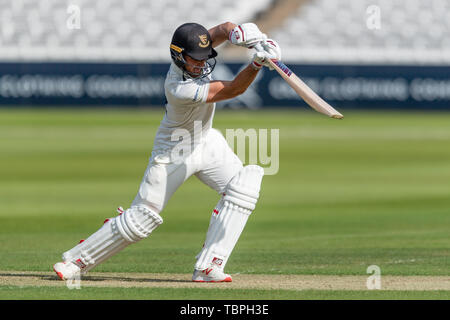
[62,206,163,273]
[195,165,264,271]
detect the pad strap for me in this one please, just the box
[116,206,163,242]
[62,206,163,272]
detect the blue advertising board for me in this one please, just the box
[0,62,449,110]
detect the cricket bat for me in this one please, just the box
[254,44,344,119]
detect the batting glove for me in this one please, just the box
[252,51,272,69]
[229,23,267,48]
[251,39,281,70]
[260,39,281,70]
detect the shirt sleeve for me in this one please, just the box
[166,78,210,107]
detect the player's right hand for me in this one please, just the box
[260,39,281,70]
[229,23,267,48]
[252,51,272,69]
[262,39,281,61]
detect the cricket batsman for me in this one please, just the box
[53,22,281,282]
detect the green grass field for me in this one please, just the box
[0,108,449,300]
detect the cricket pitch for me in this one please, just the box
[1,271,449,291]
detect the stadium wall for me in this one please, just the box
[0,63,449,110]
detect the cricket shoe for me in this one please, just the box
[53,261,82,281]
[192,265,232,283]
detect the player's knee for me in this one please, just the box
[114,205,163,243]
[223,165,264,212]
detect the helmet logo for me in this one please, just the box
[198,34,210,48]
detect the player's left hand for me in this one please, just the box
[229,23,267,48]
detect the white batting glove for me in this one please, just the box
[251,51,272,69]
[260,39,281,70]
[229,23,267,48]
[251,39,282,70]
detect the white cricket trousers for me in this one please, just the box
[131,128,243,213]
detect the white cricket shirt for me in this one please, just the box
[152,63,215,155]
